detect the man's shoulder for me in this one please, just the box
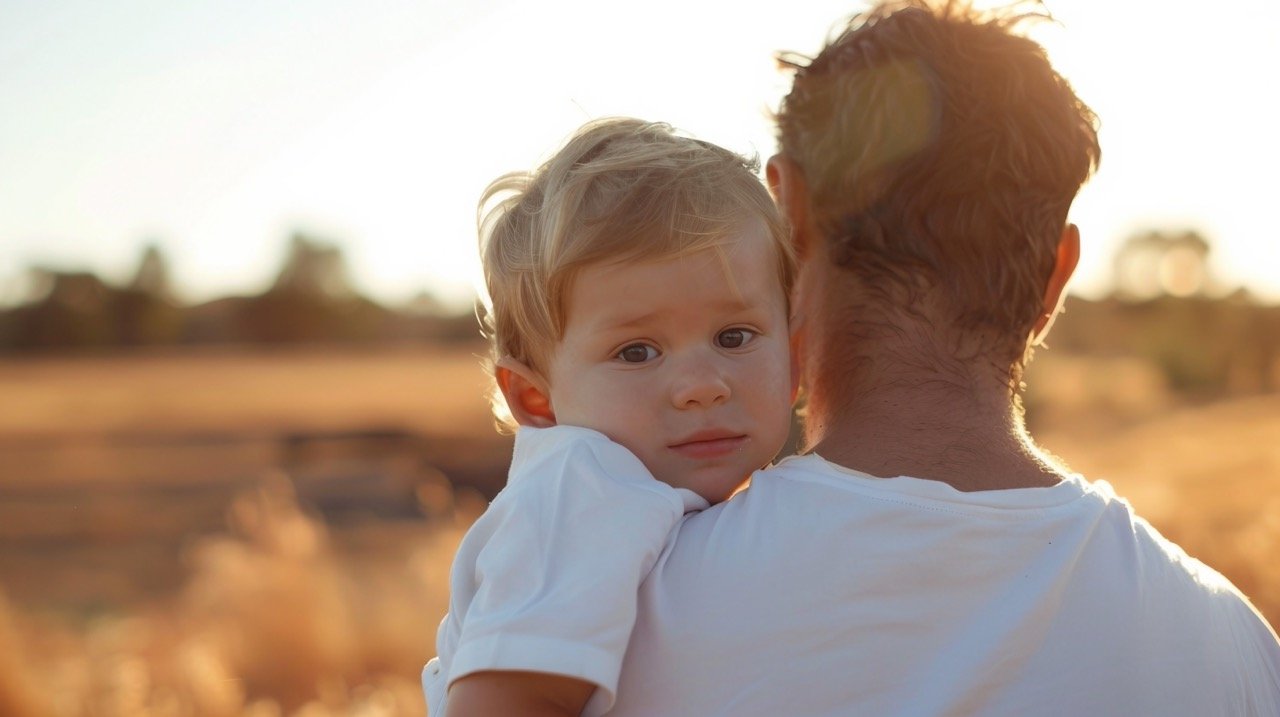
[1135,512,1273,619]
[1086,481,1243,596]
[1079,479,1280,663]
[742,452,862,492]
[691,453,849,517]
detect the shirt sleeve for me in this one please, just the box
[447,426,705,712]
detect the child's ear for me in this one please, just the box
[495,357,557,428]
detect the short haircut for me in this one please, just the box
[775,0,1100,367]
[478,117,793,419]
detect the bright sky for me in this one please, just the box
[2,0,1277,309]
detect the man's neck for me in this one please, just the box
[791,259,1068,492]
[804,379,1065,493]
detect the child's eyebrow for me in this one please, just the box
[593,298,759,330]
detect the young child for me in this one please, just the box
[423,117,797,716]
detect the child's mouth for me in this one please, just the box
[668,433,748,459]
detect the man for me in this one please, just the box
[605,2,1280,714]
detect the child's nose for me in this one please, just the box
[670,359,730,409]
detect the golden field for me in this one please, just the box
[0,345,1276,716]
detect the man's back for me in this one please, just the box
[608,455,1280,716]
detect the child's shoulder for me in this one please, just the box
[506,425,702,511]
[516,424,613,450]
[512,425,641,473]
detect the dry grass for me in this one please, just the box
[0,478,483,717]
[0,347,1276,715]
[0,346,497,716]
[0,345,494,440]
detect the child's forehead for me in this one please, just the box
[580,219,775,280]
[563,225,785,316]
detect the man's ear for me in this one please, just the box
[495,357,557,428]
[788,319,805,405]
[1031,223,1081,345]
[767,154,813,260]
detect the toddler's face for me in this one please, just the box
[545,219,793,503]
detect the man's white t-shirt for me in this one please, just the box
[604,453,1280,716]
[423,425,706,717]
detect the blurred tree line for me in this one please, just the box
[1048,229,1280,397]
[2,228,1276,398]
[0,233,477,351]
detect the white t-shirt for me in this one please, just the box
[423,425,707,717]
[605,453,1280,716]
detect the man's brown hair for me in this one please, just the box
[776,0,1100,369]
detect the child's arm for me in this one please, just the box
[446,670,593,717]
[434,426,708,715]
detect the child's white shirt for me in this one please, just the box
[422,425,708,716]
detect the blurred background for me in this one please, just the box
[1,1,1277,715]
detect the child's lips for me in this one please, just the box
[668,432,748,459]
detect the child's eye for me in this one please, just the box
[616,343,659,363]
[716,328,756,349]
